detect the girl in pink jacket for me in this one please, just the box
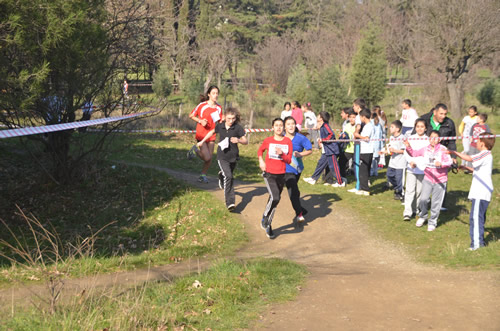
[404,130,453,231]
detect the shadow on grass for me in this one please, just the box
[439,189,469,226]
[485,226,500,246]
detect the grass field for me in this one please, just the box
[0,141,247,285]
[106,113,500,269]
[1,258,307,330]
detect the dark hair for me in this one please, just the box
[391,120,403,131]
[429,130,441,137]
[199,85,219,103]
[319,111,330,123]
[225,107,241,124]
[478,113,488,122]
[284,116,299,133]
[414,118,427,130]
[353,98,366,109]
[469,105,478,114]
[272,117,284,126]
[348,109,357,116]
[359,108,371,119]
[341,107,350,114]
[292,101,301,109]
[479,132,495,150]
[435,103,448,111]
[403,99,412,107]
[371,111,379,125]
[284,102,291,109]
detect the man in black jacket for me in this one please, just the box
[417,103,457,153]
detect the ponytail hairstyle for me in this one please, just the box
[199,85,219,103]
[370,111,379,125]
[225,107,241,124]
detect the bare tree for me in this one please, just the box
[255,33,299,94]
[412,0,500,118]
[197,36,236,91]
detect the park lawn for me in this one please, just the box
[0,140,248,286]
[109,115,500,269]
[1,258,307,330]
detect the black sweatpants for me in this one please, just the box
[218,159,237,207]
[359,153,373,192]
[262,172,285,226]
[285,172,306,217]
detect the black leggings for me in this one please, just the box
[262,172,285,226]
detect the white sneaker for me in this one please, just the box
[355,190,370,196]
[347,188,358,193]
[303,177,316,185]
[332,182,346,187]
[323,182,332,186]
[427,224,436,232]
[416,218,426,227]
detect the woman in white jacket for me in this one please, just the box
[403,119,429,221]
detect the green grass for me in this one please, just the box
[2,258,307,330]
[108,113,500,269]
[0,142,247,286]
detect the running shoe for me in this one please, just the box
[303,177,316,185]
[347,188,358,193]
[355,190,370,196]
[332,182,346,187]
[227,204,235,212]
[266,225,276,239]
[198,174,209,183]
[427,224,436,232]
[296,212,305,222]
[187,145,199,160]
[416,218,426,227]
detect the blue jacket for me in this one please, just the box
[320,123,341,155]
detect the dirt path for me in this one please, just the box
[2,164,499,330]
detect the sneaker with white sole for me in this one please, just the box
[427,224,436,232]
[296,212,305,222]
[323,182,332,186]
[303,177,316,185]
[347,188,358,193]
[198,174,209,183]
[416,218,426,227]
[227,204,235,212]
[266,225,276,239]
[355,190,370,196]
[332,182,346,188]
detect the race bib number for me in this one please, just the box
[268,143,289,160]
[210,110,221,123]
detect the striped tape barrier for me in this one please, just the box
[0,109,156,139]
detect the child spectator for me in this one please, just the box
[403,119,429,221]
[197,108,248,211]
[469,113,490,155]
[448,132,495,250]
[258,118,293,239]
[459,106,478,168]
[291,101,303,131]
[381,120,406,201]
[303,111,345,187]
[281,102,292,120]
[400,99,418,135]
[370,111,384,177]
[303,102,318,149]
[342,110,357,177]
[348,108,373,195]
[404,131,453,231]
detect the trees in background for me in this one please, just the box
[350,24,388,109]
[412,0,500,118]
[0,0,155,182]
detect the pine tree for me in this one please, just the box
[350,24,387,108]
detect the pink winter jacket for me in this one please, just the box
[406,143,453,184]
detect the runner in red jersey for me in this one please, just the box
[188,86,223,183]
[258,118,293,239]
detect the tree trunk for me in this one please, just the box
[447,79,464,120]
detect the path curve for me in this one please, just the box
[1,164,499,330]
